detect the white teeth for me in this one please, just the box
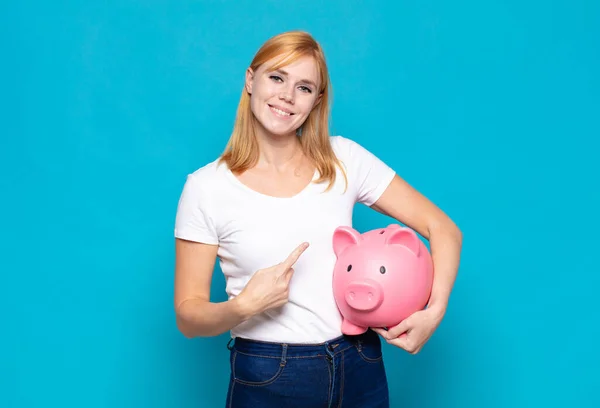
[271,107,291,116]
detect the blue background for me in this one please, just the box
[2,1,599,407]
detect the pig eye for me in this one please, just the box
[347,265,352,272]
[380,266,386,274]
[379,230,385,234]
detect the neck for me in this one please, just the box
[254,128,302,170]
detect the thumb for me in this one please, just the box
[388,318,411,339]
[371,327,391,341]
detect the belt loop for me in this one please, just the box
[226,337,234,350]
[281,344,288,366]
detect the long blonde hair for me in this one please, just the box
[219,30,346,191]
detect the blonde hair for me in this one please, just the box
[219,30,346,191]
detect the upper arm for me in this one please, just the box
[173,172,220,310]
[370,174,460,240]
[174,238,219,311]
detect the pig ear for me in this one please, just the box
[332,226,361,256]
[385,227,421,256]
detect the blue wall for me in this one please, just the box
[3,1,598,407]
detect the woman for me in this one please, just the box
[174,30,462,408]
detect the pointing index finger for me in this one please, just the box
[283,242,309,268]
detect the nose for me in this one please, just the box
[279,86,294,103]
[344,279,384,312]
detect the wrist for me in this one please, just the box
[426,301,447,321]
[232,294,256,321]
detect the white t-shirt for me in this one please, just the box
[174,135,396,343]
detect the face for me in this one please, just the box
[245,55,322,139]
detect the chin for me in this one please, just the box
[259,121,300,138]
[267,128,298,138]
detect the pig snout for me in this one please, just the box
[344,279,384,311]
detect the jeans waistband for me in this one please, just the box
[228,329,380,358]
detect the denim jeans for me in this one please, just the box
[225,329,389,408]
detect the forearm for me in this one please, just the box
[427,222,463,314]
[176,296,253,338]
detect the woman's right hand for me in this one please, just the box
[236,242,310,317]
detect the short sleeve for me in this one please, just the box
[174,174,219,245]
[337,136,396,206]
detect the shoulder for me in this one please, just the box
[185,158,228,188]
[329,135,354,157]
[178,157,229,206]
[329,135,375,162]
[329,134,353,152]
[174,159,225,242]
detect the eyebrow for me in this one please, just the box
[273,69,318,89]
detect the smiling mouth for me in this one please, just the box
[268,104,294,117]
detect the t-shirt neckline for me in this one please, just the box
[224,167,320,200]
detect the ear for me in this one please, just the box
[245,67,254,94]
[313,92,323,107]
[385,227,421,256]
[332,226,361,257]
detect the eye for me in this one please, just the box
[298,85,312,93]
[379,266,386,274]
[269,75,283,82]
[347,265,352,272]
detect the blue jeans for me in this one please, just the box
[225,329,389,408]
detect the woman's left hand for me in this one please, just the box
[371,305,446,355]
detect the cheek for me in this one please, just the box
[249,95,261,117]
[252,81,275,101]
[250,86,273,113]
[296,96,318,115]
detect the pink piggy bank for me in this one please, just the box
[332,224,434,335]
